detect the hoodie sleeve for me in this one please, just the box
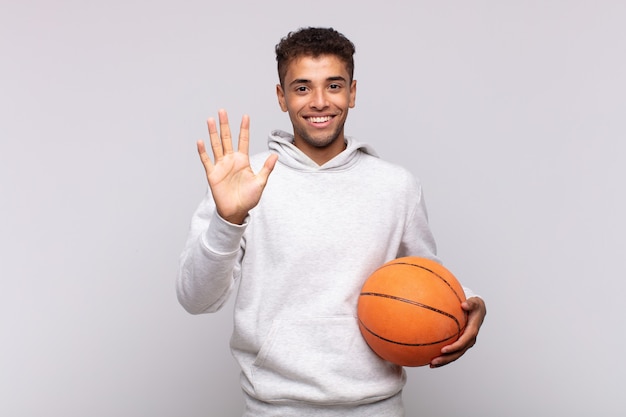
[397,174,439,262]
[176,188,245,314]
[399,176,479,300]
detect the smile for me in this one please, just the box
[307,116,333,123]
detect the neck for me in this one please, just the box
[293,137,347,165]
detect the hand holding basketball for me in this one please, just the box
[429,296,486,368]
[357,257,479,367]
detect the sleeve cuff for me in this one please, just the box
[201,211,248,255]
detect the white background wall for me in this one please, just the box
[2,1,625,416]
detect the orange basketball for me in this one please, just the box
[357,256,467,367]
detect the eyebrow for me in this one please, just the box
[288,75,348,87]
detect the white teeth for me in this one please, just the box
[309,116,331,123]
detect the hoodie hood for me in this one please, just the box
[267,130,379,172]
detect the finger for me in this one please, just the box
[237,114,250,155]
[218,109,234,154]
[430,334,473,368]
[430,298,484,368]
[429,350,463,368]
[441,331,476,355]
[257,153,279,183]
[463,296,487,316]
[197,139,214,174]
[207,117,224,161]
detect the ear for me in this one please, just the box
[349,79,357,108]
[276,84,288,112]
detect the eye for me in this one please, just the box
[295,86,308,93]
[329,83,341,90]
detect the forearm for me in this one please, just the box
[177,200,245,314]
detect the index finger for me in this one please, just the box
[238,114,250,155]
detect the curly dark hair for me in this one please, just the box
[275,27,356,87]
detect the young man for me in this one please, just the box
[178,27,486,417]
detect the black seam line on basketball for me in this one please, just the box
[358,319,459,347]
[360,292,461,331]
[377,262,464,303]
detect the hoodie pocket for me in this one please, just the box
[250,316,404,404]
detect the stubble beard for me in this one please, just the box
[294,121,345,149]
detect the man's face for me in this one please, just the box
[276,54,357,156]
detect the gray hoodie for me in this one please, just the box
[177,130,473,416]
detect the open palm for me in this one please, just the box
[197,110,278,225]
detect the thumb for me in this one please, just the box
[257,153,278,183]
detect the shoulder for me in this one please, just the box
[360,152,422,189]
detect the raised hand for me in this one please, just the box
[197,109,278,224]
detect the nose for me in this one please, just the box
[310,88,329,110]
